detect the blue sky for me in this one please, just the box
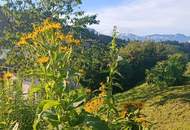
[1,0,189,35]
[81,0,128,11]
[81,0,190,36]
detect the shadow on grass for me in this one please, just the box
[116,84,190,106]
[155,92,190,105]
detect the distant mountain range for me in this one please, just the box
[119,33,190,43]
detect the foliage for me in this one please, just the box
[74,39,124,91]
[0,72,36,130]
[115,82,190,130]
[146,53,187,87]
[117,42,178,90]
[0,20,146,130]
[0,0,98,48]
[78,43,110,90]
[185,62,190,75]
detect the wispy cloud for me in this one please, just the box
[88,0,190,35]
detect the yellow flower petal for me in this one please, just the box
[37,56,49,64]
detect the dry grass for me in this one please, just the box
[115,81,190,130]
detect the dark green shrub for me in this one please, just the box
[77,44,110,90]
[117,41,177,90]
[146,53,187,86]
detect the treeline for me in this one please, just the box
[77,41,189,92]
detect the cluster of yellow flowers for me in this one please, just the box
[37,56,49,64]
[35,18,62,31]
[84,82,107,113]
[84,97,104,113]
[56,32,81,46]
[17,34,32,46]
[3,72,13,80]
[60,46,70,53]
[17,19,80,46]
[17,19,62,46]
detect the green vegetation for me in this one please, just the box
[0,0,190,130]
[115,82,190,130]
[146,53,187,87]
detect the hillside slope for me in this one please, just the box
[115,82,190,130]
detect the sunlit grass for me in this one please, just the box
[115,75,190,130]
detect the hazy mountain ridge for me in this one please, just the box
[119,33,190,43]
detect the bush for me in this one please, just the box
[77,44,110,90]
[185,62,190,75]
[117,41,177,90]
[0,76,36,130]
[146,53,187,87]
[1,20,146,130]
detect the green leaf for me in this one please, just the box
[43,100,61,111]
[29,86,42,96]
[42,111,60,126]
[84,114,109,130]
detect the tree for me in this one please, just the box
[117,41,178,90]
[0,0,99,47]
[146,53,187,87]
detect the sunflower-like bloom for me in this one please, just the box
[17,18,81,47]
[17,33,32,46]
[84,97,104,113]
[74,39,81,46]
[65,34,81,46]
[17,19,62,46]
[17,40,27,46]
[42,19,62,30]
[60,46,69,53]
[33,19,62,34]
[3,72,13,80]
[56,32,66,41]
[37,56,49,64]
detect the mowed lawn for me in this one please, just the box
[115,78,190,130]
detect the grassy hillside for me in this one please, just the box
[115,79,190,130]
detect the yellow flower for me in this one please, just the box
[37,56,49,64]
[17,18,80,48]
[99,91,107,97]
[43,19,62,29]
[85,88,91,94]
[17,32,34,46]
[65,34,74,43]
[56,32,66,41]
[64,34,81,46]
[60,46,69,53]
[30,19,62,40]
[3,72,13,80]
[98,82,107,97]
[74,39,81,46]
[135,117,146,123]
[84,97,104,113]
[17,40,27,46]
[119,111,127,118]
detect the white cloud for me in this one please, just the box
[88,0,190,35]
